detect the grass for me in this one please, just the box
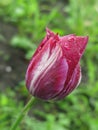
[0,0,98,130]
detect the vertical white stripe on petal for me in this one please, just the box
[29,44,62,94]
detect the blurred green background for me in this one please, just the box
[0,0,98,130]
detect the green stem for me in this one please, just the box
[10,97,35,130]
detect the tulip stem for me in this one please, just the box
[10,97,35,130]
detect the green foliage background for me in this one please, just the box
[0,0,98,130]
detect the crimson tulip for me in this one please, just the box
[26,28,88,100]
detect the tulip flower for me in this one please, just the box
[26,28,88,100]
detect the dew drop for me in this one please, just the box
[68,36,75,43]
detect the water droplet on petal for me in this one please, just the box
[68,36,75,43]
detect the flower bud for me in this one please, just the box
[26,28,88,100]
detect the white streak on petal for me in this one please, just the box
[29,44,62,95]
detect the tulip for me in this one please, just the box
[26,28,88,100]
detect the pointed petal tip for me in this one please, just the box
[46,27,54,35]
[46,27,60,41]
[76,35,89,54]
[82,35,89,46]
[85,35,89,42]
[46,27,50,32]
[76,35,89,44]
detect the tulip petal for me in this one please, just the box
[32,28,59,58]
[56,64,81,100]
[26,34,68,100]
[26,30,59,89]
[60,35,88,83]
[33,57,68,100]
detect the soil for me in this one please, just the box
[0,22,28,91]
